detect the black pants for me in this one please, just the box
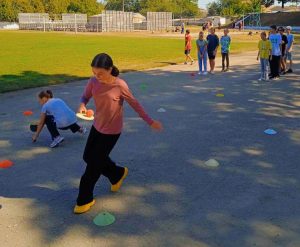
[76,126,125,206]
[222,53,229,70]
[45,115,80,139]
[269,55,281,78]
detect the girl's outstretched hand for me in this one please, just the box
[78,104,87,114]
[151,120,163,131]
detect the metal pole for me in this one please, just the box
[75,14,77,34]
[97,16,98,33]
[242,13,244,31]
[43,16,45,32]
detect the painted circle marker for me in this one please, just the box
[23,111,33,116]
[264,129,277,135]
[157,108,166,113]
[204,159,220,168]
[0,160,14,169]
[140,84,147,90]
[93,212,115,227]
[216,93,224,97]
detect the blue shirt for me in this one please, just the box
[41,98,77,128]
[196,39,208,54]
[269,33,282,56]
[287,34,294,51]
[220,35,231,53]
[207,34,219,52]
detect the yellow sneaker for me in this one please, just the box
[74,199,95,214]
[111,167,128,192]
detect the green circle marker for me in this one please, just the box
[93,212,115,227]
[140,84,147,91]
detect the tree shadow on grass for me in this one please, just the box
[0,50,300,246]
[0,70,87,93]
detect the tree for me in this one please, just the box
[0,0,16,21]
[43,0,70,17]
[175,0,199,18]
[30,0,45,12]
[277,0,289,8]
[261,0,274,7]
[0,0,43,22]
[68,0,103,15]
[13,0,34,13]
[104,0,141,12]
[139,0,198,18]
[207,1,222,16]
[207,0,276,17]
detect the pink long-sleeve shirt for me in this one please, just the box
[81,77,154,134]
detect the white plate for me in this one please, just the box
[76,113,94,121]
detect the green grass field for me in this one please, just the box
[0,30,265,93]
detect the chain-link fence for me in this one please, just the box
[18,12,173,32]
[147,12,172,31]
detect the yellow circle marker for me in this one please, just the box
[216,93,224,97]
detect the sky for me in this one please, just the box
[198,0,211,9]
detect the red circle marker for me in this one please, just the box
[190,73,195,77]
[0,160,13,168]
[23,111,33,116]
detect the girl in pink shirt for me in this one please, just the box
[74,53,163,214]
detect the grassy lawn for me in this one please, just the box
[0,30,259,93]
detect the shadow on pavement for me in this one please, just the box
[0,70,87,93]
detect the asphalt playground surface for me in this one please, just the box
[1,47,300,247]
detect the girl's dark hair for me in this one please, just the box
[91,53,119,77]
[38,90,53,99]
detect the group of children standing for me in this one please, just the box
[184,27,231,74]
[184,25,294,80]
[257,25,294,81]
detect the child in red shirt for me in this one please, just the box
[184,30,194,65]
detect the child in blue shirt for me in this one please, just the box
[32,90,86,148]
[196,31,208,75]
[220,28,231,72]
[268,25,282,79]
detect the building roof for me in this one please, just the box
[133,13,146,19]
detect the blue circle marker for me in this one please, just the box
[264,129,277,135]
